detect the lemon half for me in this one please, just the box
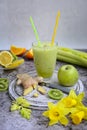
[0,51,13,67]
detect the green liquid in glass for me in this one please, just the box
[33,42,57,78]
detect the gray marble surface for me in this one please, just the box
[0,60,87,130]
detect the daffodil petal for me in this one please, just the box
[57,104,70,115]
[77,92,85,102]
[78,106,87,120]
[48,102,55,109]
[59,116,69,126]
[49,119,58,126]
[57,100,64,107]
[69,90,77,99]
[43,111,49,117]
[68,107,78,114]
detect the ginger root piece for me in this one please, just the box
[16,79,21,85]
[16,73,43,96]
[33,92,39,98]
[23,86,33,96]
[17,73,37,89]
[37,86,46,95]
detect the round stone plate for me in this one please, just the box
[9,70,84,110]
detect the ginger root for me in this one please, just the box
[16,73,43,95]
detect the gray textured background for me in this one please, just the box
[0,0,87,49]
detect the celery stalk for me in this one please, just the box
[58,47,87,59]
[57,54,87,67]
[57,49,87,66]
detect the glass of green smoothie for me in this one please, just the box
[32,42,57,80]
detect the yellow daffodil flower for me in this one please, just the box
[43,102,69,126]
[57,90,84,113]
[70,111,85,125]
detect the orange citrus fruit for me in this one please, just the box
[10,45,26,56]
[0,51,13,67]
[25,49,33,59]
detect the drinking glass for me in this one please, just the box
[32,41,57,80]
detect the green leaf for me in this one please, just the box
[10,103,20,111]
[16,97,30,107]
[20,107,31,119]
[10,97,32,120]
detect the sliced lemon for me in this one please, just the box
[0,51,13,67]
[5,59,24,69]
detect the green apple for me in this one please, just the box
[58,64,79,87]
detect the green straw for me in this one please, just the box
[30,16,41,45]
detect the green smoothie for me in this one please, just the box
[33,42,57,78]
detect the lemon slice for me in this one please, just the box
[0,51,13,67]
[5,59,24,69]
